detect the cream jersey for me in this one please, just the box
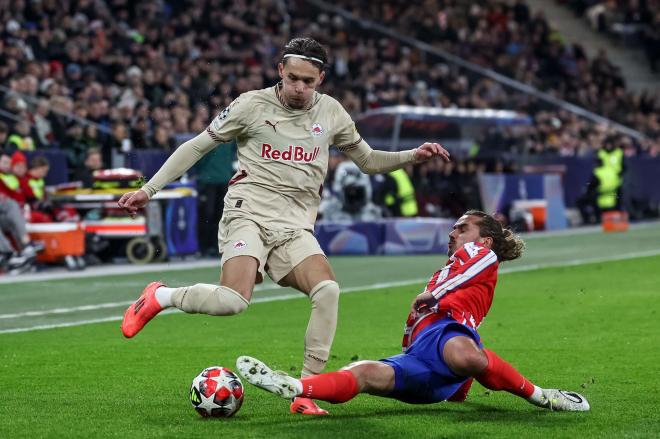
[141,83,417,232]
[209,84,362,230]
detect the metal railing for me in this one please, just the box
[0,84,112,135]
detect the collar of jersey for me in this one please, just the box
[275,82,320,112]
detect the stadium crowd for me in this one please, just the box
[560,0,660,72]
[329,1,659,146]
[0,0,658,227]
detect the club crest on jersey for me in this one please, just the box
[233,240,247,250]
[310,123,324,137]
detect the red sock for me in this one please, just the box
[299,370,360,403]
[475,349,535,398]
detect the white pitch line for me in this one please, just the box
[0,279,427,335]
[4,220,658,285]
[0,278,423,320]
[0,301,134,319]
[0,259,222,285]
[2,249,660,335]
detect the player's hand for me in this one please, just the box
[410,291,436,319]
[413,142,450,163]
[117,190,149,218]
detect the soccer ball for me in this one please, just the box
[190,366,244,418]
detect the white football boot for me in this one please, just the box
[236,356,301,399]
[538,389,590,411]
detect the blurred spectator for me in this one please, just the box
[73,147,104,188]
[577,134,625,223]
[105,122,132,162]
[83,124,103,151]
[26,156,49,203]
[150,125,176,151]
[0,196,38,274]
[0,149,24,204]
[11,151,30,204]
[6,120,36,152]
[31,99,55,147]
[26,156,79,223]
[0,122,9,149]
[63,122,89,175]
[0,156,42,269]
[376,166,418,218]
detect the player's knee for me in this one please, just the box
[451,349,488,377]
[444,337,488,377]
[342,361,394,394]
[206,286,249,316]
[220,278,254,303]
[309,280,340,307]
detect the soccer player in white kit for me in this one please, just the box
[118,37,450,415]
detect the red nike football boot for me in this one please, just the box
[290,397,329,415]
[121,281,166,338]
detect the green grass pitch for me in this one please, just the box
[1,253,660,438]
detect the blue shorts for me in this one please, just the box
[380,317,482,404]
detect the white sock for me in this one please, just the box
[155,286,176,308]
[293,379,303,396]
[526,385,545,406]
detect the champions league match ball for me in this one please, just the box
[190,366,244,418]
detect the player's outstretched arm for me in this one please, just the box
[342,140,450,175]
[120,130,218,207]
[413,142,451,163]
[117,189,149,218]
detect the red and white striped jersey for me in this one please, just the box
[428,242,499,329]
[404,242,499,341]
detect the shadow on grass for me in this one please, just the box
[212,401,588,437]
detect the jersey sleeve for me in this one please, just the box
[205,96,251,143]
[331,100,417,174]
[427,243,498,300]
[331,103,363,152]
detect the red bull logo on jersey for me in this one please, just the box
[261,143,320,163]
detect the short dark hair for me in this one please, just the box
[282,37,328,71]
[30,156,50,168]
[465,209,525,262]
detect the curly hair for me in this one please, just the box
[465,210,525,262]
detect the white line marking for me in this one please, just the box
[0,301,134,319]
[0,280,424,334]
[0,259,222,284]
[2,249,660,335]
[4,220,658,285]
[0,279,421,320]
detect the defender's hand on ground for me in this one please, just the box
[117,190,149,218]
[409,291,436,319]
[414,143,451,163]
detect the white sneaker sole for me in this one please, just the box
[236,356,299,399]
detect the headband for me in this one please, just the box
[282,53,324,65]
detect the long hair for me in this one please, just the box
[465,210,525,262]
